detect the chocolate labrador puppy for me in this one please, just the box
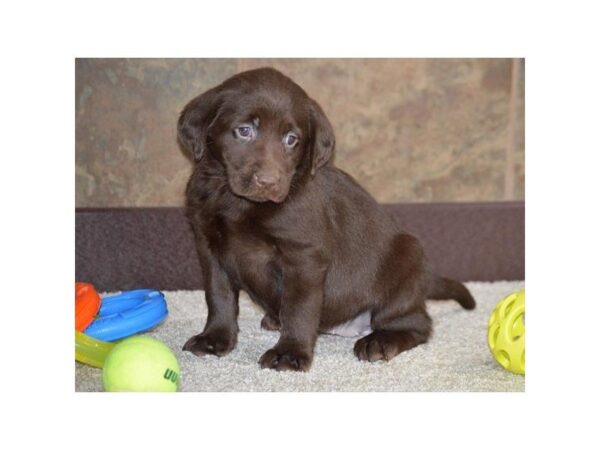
[178,68,475,372]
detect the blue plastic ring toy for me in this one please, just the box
[84,289,168,342]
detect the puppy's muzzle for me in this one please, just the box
[252,171,287,203]
[253,171,281,188]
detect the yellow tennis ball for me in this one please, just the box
[102,336,180,392]
[487,289,525,375]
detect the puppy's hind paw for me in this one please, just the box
[260,314,281,331]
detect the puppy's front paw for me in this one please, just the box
[259,347,312,372]
[354,331,401,362]
[182,331,236,357]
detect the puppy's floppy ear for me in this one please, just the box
[308,99,335,175]
[177,86,223,162]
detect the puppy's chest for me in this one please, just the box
[204,215,281,285]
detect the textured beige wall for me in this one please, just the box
[76,58,524,207]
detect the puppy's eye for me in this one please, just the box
[283,132,298,148]
[234,125,255,141]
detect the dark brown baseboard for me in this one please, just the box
[75,202,524,291]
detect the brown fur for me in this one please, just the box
[178,68,475,371]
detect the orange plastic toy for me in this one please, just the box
[75,282,101,331]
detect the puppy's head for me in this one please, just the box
[178,68,335,203]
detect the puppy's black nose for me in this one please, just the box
[253,172,280,188]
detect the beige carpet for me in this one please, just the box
[75,281,525,392]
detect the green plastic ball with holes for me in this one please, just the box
[487,289,525,375]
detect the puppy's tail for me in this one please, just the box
[427,274,476,310]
